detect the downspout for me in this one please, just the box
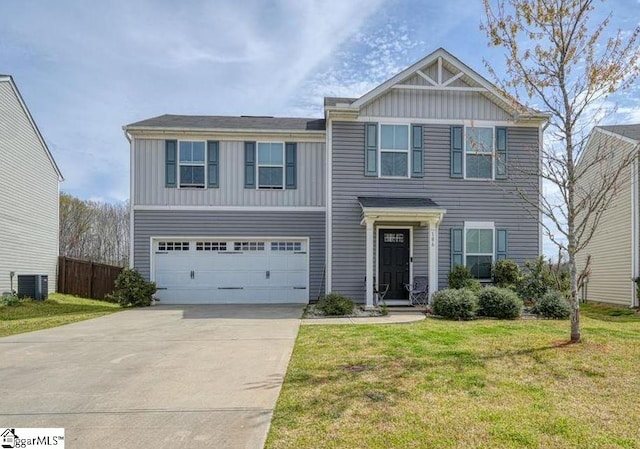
[632,147,639,307]
[538,120,551,257]
[123,128,135,269]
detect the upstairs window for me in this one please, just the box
[257,142,284,189]
[465,127,493,179]
[179,141,205,188]
[380,124,409,177]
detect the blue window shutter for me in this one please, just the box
[207,141,219,188]
[244,142,255,188]
[496,127,508,180]
[451,228,464,268]
[285,142,297,189]
[165,140,177,188]
[411,124,423,178]
[364,123,378,177]
[450,126,463,178]
[496,229,508,260]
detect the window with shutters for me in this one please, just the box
[464,222,494,279]
[179,141,206,188]
[465,127,493,179]
[379,124,410,177]
[257,142,284,189]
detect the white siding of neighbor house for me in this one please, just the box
[133,139,325,207]
[576,131,637,305]
[0,80,59,294]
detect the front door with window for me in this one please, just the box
[378,229,410,300]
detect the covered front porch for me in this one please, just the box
[359,197,446,309]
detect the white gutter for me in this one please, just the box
[123,128,134,269]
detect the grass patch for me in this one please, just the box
[266,313,640,449]
[0,293,120,337]
[580,302,640,322]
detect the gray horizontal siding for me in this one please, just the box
[331,122,539,300]
[134,210,325,301]
[0,81,59,294]
[361,90,512,121]
[134,139,325,207]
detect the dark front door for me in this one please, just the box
[378,229,410,300]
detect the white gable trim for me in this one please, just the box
[350,48,547,122]
[0,76,63,180]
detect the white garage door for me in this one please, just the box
[153,238,309,304]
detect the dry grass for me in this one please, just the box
[267,308,640,449]
[0,293,120,337]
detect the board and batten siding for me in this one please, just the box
[133,210,326,301]
[0,81,59,293]
[134,139,325,207]
[576,131,636,305]
[331,121,539,302]
[360,90,513,121]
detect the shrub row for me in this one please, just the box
[432,287,522,320]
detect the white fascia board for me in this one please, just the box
[133,205,326,212]
[592,127,640,146]
[360,208,447,225]
[124,126,326,142]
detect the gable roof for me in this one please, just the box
[0,75,63,180]
[125,114,325,132]
[347,48,548,122]
[598,124,640,143]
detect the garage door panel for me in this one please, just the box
[153,238,308,304]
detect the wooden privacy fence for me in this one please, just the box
[57,256,123,300]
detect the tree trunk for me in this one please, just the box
[568,251,581,342]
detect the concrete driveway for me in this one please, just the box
[0,305,303,449]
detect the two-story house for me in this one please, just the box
[0,74,63,295]
[124,48,548,307]
[576,125,640,307]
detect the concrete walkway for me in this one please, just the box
[0,305,303,449]
[302,311,426,325]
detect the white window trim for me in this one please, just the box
[256,141,285,190]
[464,126,495,181]
[463,221,495,280]
[378,123,411,179]
[177,140,207,189]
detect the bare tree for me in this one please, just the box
[59,193,129,267]
[482,0,640,342]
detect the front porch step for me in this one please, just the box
[382,305,428,313]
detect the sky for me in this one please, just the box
[1,0,639,255]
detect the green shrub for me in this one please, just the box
[492,259,521,288]
[1,294,22,306]
[106,269,156,307]
[448,265,473,289]
[534,290,570,319]
[465,279,483,293]
[317,292,355,316]
[517,256,555,302]
[477,287,523,319]
[431,288,478,320]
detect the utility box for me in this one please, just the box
[17,275,49,300]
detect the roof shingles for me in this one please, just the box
[126,114,325,131]
[599,124,640,143]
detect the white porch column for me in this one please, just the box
[365,218,374,309]
[428,220,439,300]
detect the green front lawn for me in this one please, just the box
[267,307,640,449]
[0,293,120,337]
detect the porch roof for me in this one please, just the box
[357,196,446,225]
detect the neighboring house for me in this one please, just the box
[124,48,548,306]
[0,75,63,295]
[576,125,640,307]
